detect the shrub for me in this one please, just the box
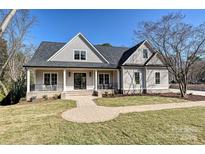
[53,94,60,100]
[92,90,98,96]
[42,95,48,100]
[30,96,37,102]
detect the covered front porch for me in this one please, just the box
[26,67,120,99]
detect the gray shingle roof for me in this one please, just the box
[25,41,129,68]
[25,40,164,68]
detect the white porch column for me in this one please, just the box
[94,69,97,90]
[117,70,120,90]
[26,68,30,93]
[63,69,66,91]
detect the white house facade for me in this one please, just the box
[24,33,169,100]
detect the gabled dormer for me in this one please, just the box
[47,33,109,64]
[118,40,164,66]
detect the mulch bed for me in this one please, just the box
[102,92,205,101]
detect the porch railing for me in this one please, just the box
[30,84,63,91]
[97,84,114,89]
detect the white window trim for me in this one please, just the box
[98,73,110,85]
[73,49,87,61]
[43,72,58,85]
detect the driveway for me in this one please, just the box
[170,88,205,96]
[61,96,205,123]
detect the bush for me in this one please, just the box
[42,95,48,100]
[92,90,98,96]
[53,94,60,100]
[30,96,37,102]
[0,78,26,105]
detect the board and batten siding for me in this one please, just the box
[122,67,169,92]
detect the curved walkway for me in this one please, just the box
[61,96,205,123]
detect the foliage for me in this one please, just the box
[0,78,26,105]
[98,43,112,47]
[0,10,36,96]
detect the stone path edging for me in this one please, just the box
[61,96,205,123]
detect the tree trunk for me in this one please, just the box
[0,80,8,96]
[178,82,187,98]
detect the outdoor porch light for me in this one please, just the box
[68,72,71,77]
[89,72,92,77]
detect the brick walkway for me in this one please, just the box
[61,96,205,123]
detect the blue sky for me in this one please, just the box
[29,10,205,47]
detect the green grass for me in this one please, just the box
[0,98,205,144]
[95,96,187,107]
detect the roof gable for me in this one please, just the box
[119,40,163,66]
[47,33,109,63]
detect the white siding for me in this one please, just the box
[124,44,152,65]
[146,54,163,65]
[122,67,169,91]
[50,35,103,63]
[122,67,144,91]
[146,68,169,89]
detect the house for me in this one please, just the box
[24,33,169,100]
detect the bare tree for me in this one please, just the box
[0,10,36,96]
[0,9,16,37]
[134,13,205,97]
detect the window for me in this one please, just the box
[44,73,57,85]
[99,74,110,85]
[155,72,160,84]
[44,74,50,85]
[104,74,109,84]
[81,51,86,60]
[99,74,104,84]
[135,72,140,84]
[143,49,148,58]
[74,50,86,60]
[74,50,80,60]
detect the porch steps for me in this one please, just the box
[61,90,94,99]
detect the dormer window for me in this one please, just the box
[74,50,86,60]
[143,49,148,58]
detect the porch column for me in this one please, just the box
[26,68,30,93]
[63,69,66,91]
[117,70,120,90]
[94,69,97,90]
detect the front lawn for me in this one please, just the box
[95,95,187,107]
[0,99,205,144]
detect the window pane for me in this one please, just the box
[99,74,104,84]
[105,74,109,84]
[135,72,140,84]
[143,49,148,58]
[81,51,86,60]
[155,72,160,84]
[44,74,50,85]
[74,50,80,60]
[51,74,57,85]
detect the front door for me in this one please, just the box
[74,73,86,89]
